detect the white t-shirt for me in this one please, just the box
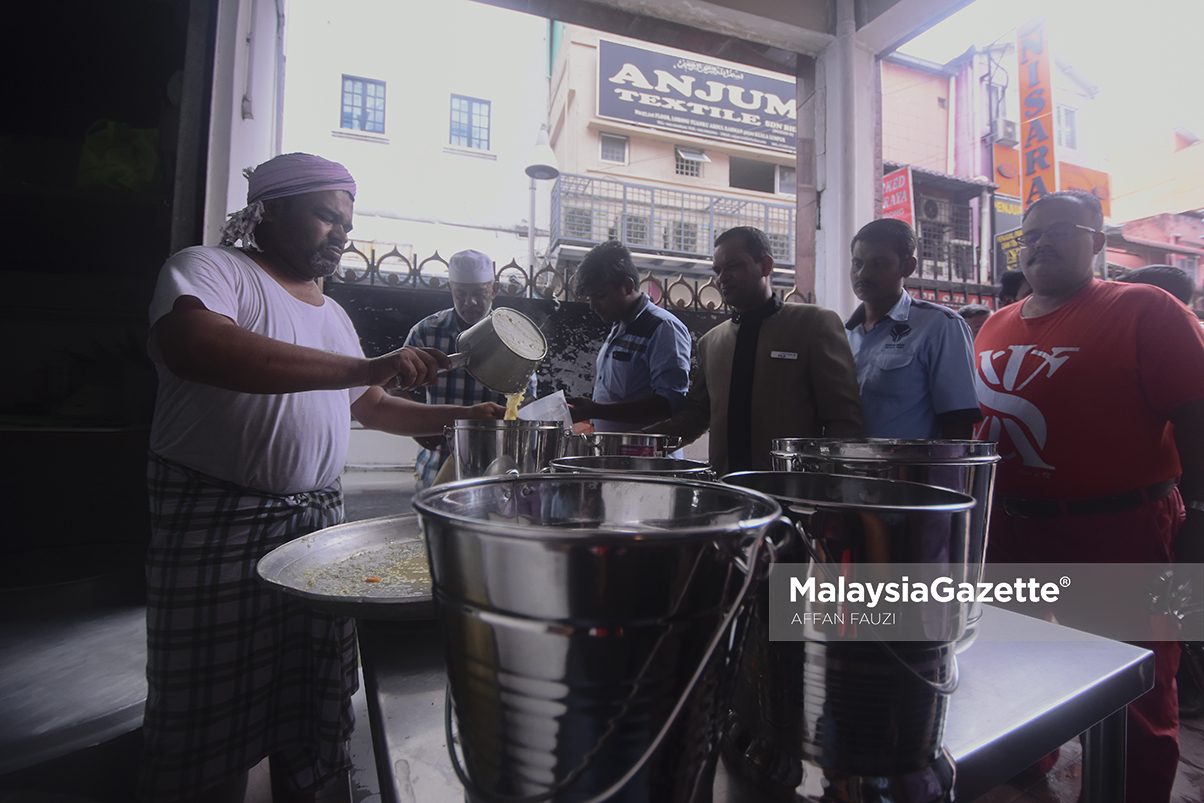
[148,246,368,494]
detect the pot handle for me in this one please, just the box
[443,527,772,803]
[437,352,470,375]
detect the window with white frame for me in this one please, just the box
[777,165,796,196]
[341,75,385,133]
[1056,105,1078,150]
[600,133,628,163]
[675,147,709,177]
[450,95,490,150]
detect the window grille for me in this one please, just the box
[450,95,490,150]
[952,205,973,241]
[675,152,700,177]
[767,232,791,261]
[675,147,708,178]
[564,207,592,240]
[341,76,385,133]
[623,214,650,246]
[665,221,698,252]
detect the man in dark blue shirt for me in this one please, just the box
[567,241,691,432]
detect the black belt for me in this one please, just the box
[999,479,1177,519]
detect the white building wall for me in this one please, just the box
[205,0,284,245]
[280,0,551,270]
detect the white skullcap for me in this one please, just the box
[448,250,495,284]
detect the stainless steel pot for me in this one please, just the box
[771,438,998,651]
[444,307,546,395]
[412,474,782,803]
[719,471,975,800]
[569,431,679,458]
[550,454,714,480]
[448,419,566,480]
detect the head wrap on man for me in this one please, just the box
[219,153,357,249]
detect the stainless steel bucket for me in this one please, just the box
[549,455,714,480]
[719,471,975,801]
[771,438,998,650]
[413,474,782,803]
[449,419,567,480]
[569,431,678,458]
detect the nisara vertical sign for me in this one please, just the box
[1017,18,1057,208]
[597,40,797,152]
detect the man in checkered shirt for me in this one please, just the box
[405,250,534,486]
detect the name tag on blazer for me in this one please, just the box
[770,351,798,360]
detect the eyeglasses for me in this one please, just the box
[1016,222,1099,246]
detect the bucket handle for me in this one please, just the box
[443,523,775,803]
[786,506,960,696]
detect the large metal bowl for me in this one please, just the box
[256,514,433,619]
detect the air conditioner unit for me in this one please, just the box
[918,197,950,225]
[993,118,1020,147]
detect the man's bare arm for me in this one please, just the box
[155,296,445,393]
[350,387,504,436]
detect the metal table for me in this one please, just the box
[357,605,1153,802]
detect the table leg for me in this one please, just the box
[1080,707,1127,803]
[358,624,397,803]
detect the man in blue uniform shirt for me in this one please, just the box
[844,218,981,439]
[567,240,691,432]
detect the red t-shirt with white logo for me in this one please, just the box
[974,279,1204,500]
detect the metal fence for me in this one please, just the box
[551,173,796,267]
[327,239,806,312]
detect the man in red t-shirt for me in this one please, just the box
[975,190,1204,803]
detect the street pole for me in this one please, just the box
[528,175,537,272]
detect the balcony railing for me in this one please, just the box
[551,173,796,268]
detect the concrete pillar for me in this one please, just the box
[794,59,817,302]
[812,0,879,317]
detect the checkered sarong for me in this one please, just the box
[139,453,357,801]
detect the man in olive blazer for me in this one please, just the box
[650,227,864,474]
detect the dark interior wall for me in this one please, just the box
[1,0,197,586]
[326,284,727,398]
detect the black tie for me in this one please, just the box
[726,296,782,472]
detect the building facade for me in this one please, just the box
[879,18,1113,308]
[277,0,552,280]
[546,26,804,309]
